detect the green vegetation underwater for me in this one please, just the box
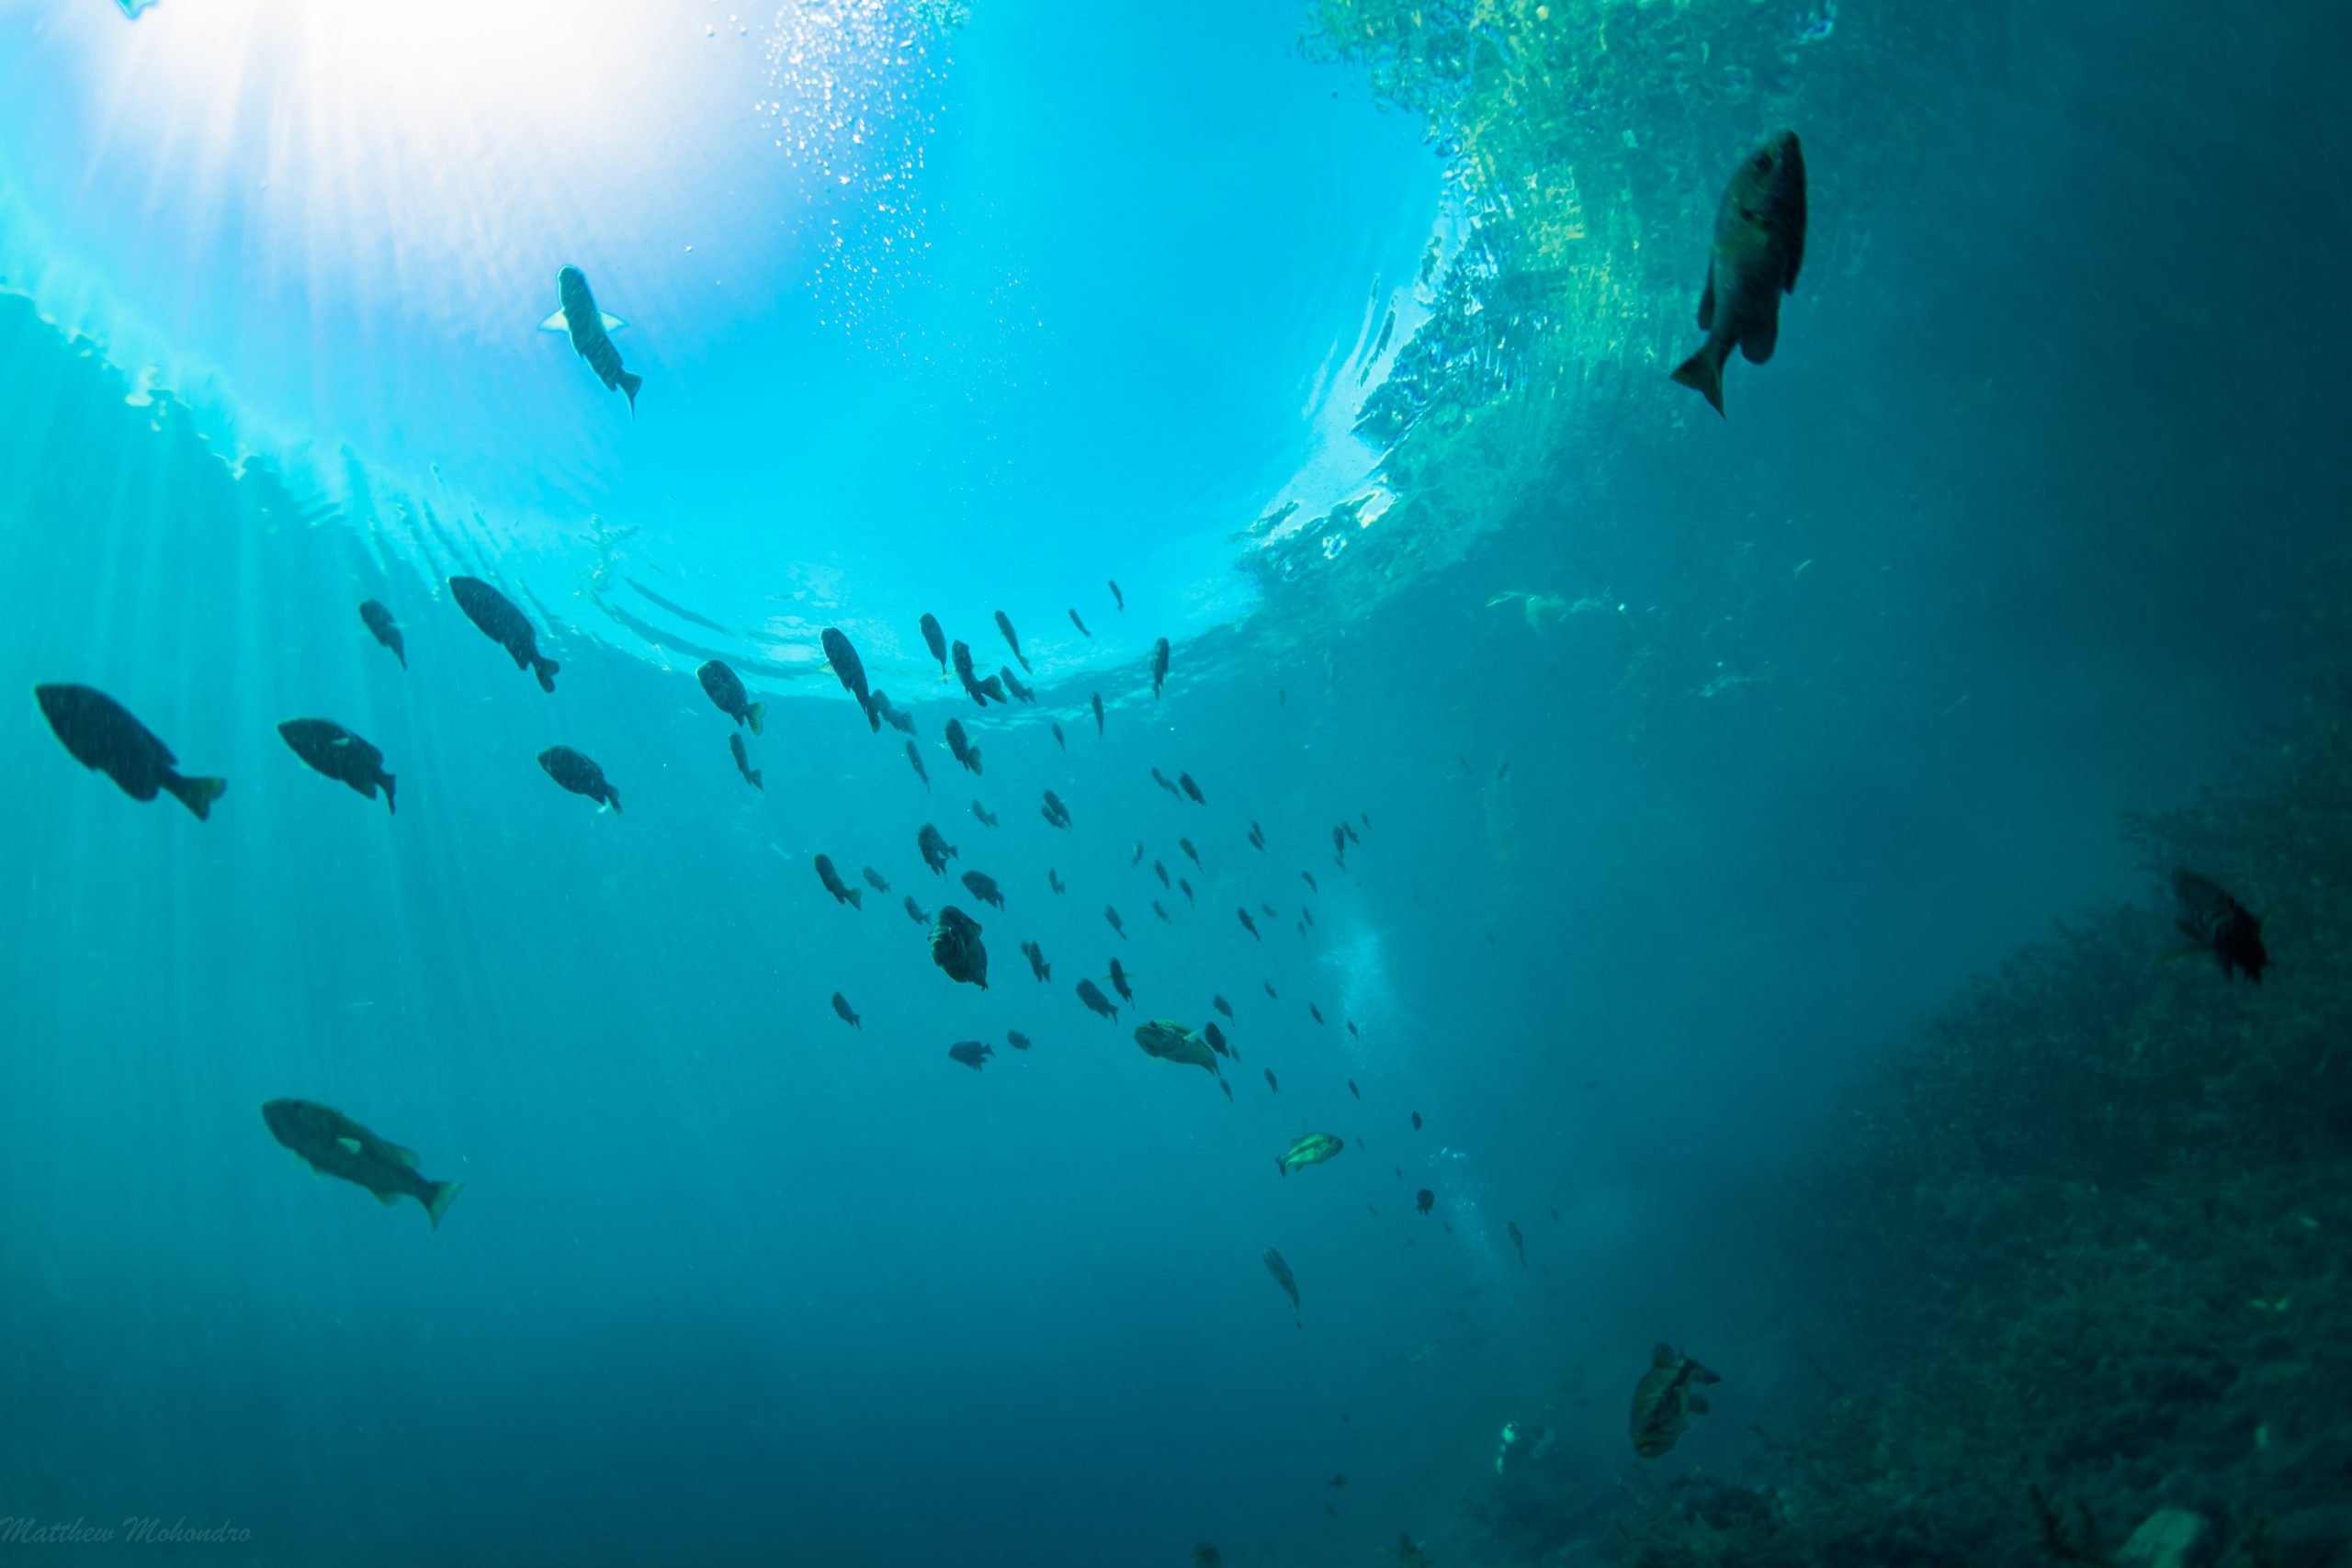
[2,0,2348,1563]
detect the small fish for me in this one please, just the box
[1416,1188,1434,1216]
[1358,811,1370,831]
[1153,860,1170,889]
[1048,869,1067,895]
[1091,692,1105,736]
[261,1099,460,1229]
[1308,1003,1324,1024]
[1275,1132,1344,1178]
[1179,878,1193,906]
[1022,939,1051,982]
[814,854,863,908]
[961,869,1005,910]
[994,611,1031,673]
[1264,1068,1279,1093]
[1249,824,1266,852]
[1346,1021,1358,1038]
[905,739,932,793]
[1238,908,1261,942]
[279,718,396,814]
[1179,839,1200,867]
[1411,1111,1423,1131]
[696,660,765,733]
[1332,825,1348,868]
[2171,868,2270,982]
[1496,757,1510,782]
[971,800,999,829]
[1149,637,1170,698]
[920,614,949,678]
[1151,768,1182,798]
[1342,820,1360,845]
[929,905,989,988]
[861,866,891,895]
[948,1041,993,1072]
[1670,130,1807,417]
[1108,958,1136,1004]
[729,732,763,789]
[1263,981,1279,999]
[1007,1030,1033,1053]
[1069,608,1091,637]
[450,576,559,693]
[870,690,916,734]
[950,641,993,707]
[1108,579,1125,613]
[1262,1247,1300,1325]
[820,627,879,732]
[1302,907,1316,930]
[548,265,641,410]
[831,992,861,1029]
[1105,904,1127,939]
[1179,773,1204,805]
[918,823,958,874]
[903,894,930,925]
[1076,978,1121,1021]
[1203,1021,1229,1055]
[1051,722,1067,752]
[1302,870,1318,893]
[1507,1222,1525,1264]
[1347,1079,1360,1099]
[357,600,405,669]
[1000,667,1035,705]
[537,746,618,811]
[1211,996,1233,1020]
[1631,1344,1722,1457]
[944,718,984,776]
[1041,789,1071,829]
[1459,755,1473,775]
[1152,900,1170,923]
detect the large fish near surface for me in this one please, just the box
[450,576,559,692]
[1276,1132,1344,1179]
[1262,1247,1301,1326]
[35,683,225,819]
[930,905,989,988]
[546,265,643,412]
[994,611,1032,673]
[945,718,983,775]
[537,746,619,811]
[951,640,1004,707]
[920,613,950,678]
[278,718,396,814]
[696,660,764,733]
[918,822,958,874]
[1149,637,1170,698]
[820,627,879,732]
[2171,868,2270,982]
[261,1098,460,1229]
[358,600,405,669]
[814,853,863,908]
[1670,130,1807,417]
[1108,579,1125,614]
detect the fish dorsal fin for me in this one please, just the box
[1696,265,1716,333]
[335,1136,362,1155]
[385,1143,420,1169]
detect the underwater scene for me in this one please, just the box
[3,0,2349,1562]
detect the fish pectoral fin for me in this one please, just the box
[600,311,627,333]
[335,1136,362,1155]
[1696,265,1716,332]
[537,310,570,333]
[374,1188,401,1207]
[385,1143,420,1169]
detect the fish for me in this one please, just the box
[961,870,1005,909]
[906,740,932,793]
[1347,1079,1360,1099]
[1153,861,1170,889]
[1069,609,1091,638]
[1508,1222,1525,1264]
[1149,637,1170,698]
[1048,869,1067,895]
[903,894,930,925]
[1022,940,1051,982]
[1179,839,1201,867]
[1497,757,1510,781]
[1133,1019,1218,1074]
[1670,130,1807,417]
[948,1041,993,1072]
[1260,902,1278,918]
[994,611,1031,673]
[695,660,765,733]
[1342,820,1360,845]
[1262,981,1278,999]
[1249,819,1265,852]
[1275,1132,1344,1178]
[537,746,619,811]
[1105,905,1126,940]
[870,690,916,734]
[820,628,879,731]
[1108,958,1135,1004]
[1262,1247,1301,1325]
[1179,773,1204,805]
[1203,1021,1229,1056]
[1091,692,1105,736]
[944,718,984,775]
[1302,907,1317,930]
[449,576,560,692]
[2171,868,2270,982]
[1151,768,1182,798]
[357,600,405,669]
[1000,667,1035,705]
[1416,1189,1434,1216]
[950,640,993,707]
[1332,825,1348,868]
[1178,878,1193,906]
[277,718,395,814]
[1221,1079,1233,1101]
[920,614,949,678]
[1108,579,1125,613]
[1358,811,1370,831]
[1152,900,1170,923]
[1197,1544,1226,1568]
[1264,1068,1279,1093]
[1631,1344,1722,1457]
[1346,1021,1359,1038]
[1041,789,1072,829]
[548,265,641,411]
[929,906,989,988]
[970,800,998,829]
[1212,996,1233,1020]
[729,732,763,789]
[831,992,861,1029]
[1238,908,1261,942]
[1329,1474,1348,1489]
[1308,1004,1324,1024]
[262,1099,461,1228]
[1302,870,1318,894]
[861,866,891,895]
[814,854,862,908]
[1076,978,1120,1021]
[1411,1111,1423,1131]
[1007,1030,1033,1052]
[1051,722,1067,751]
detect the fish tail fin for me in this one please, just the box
[1670,345,1726,416]
[846,888,864,909]
[747,702,765,736]
[619,370,642,412]
[534,656,560,694]
[425,1180,462,1230]
[382,773,398,816]
[865,699,880,734]
[606,787,621,814]
[1276,1157,1287,1179]
[396,649,408,671]
[748,769,763,790]
[165,773,228,821]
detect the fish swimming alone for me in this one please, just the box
[1249,821,1266,852]
[1264,1068,1279,1094]
[1069,608,1091,638]
[1308,1004,1324,1024]
[920,613,949,678]
[831,992,862,1029]
[1262,1247,1301,1326]
[945,718,983,775]
[903,894,930,925]
[918,823,958,874]
[1007,1030,1033,1053]
[948,1041,993,1072]
[1411,1111,1422,1131]
[1262,980,1278,998]
[929,905,989,988]
[1022,940,1051,982]
[862,866,892,896]
[537,746,619,811]
[1052,722,1067,752]
[814,854,863,908]
[906,739,932,793]
[1108,579,1125,613]
[1105,905,1126,940]
[1149,637,1170,698]
[1630,1345,1722,1457]
[1076,978,1120,1021]
[547,265,642,412]
[1237,908,1261,942]
[1048,869,1067,895]
[1133,1019,1219,1075]
[450,576,559,693]
[729,732,763,789]
[1275,1133,1344,1179]
[1669,130,1807,417]
[1152,900,1170,923]
[961,869,1005,910]
[1416,1188,1434,1216]
[261,1098,460,1229]
[1347,1079,1359,1099]
[971,800,999,829]
[1091,692,1105,736]
[358,600,405,669]
[2171,868,2270,982]
[994,610,1031,673]
[1508,1221,1525,1264]
[35,684,226,820]
[277,718,396,815]
[820,628,879,732]
[696,660,765,733]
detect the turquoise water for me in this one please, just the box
[3,1,2348,1564]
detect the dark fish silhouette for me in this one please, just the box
[820,628,879,732]
[1508,1221,1525,1263]
[903,894,930,925]
[729,732,763,789]
[1041,789,1072,829]
[1411,1111,1423,1131]
[961,869,1005,909]
[450,576,558,692]
[358,600,405,669]
[2172,868,2270,982]
[1108,579,1124,613]
[1007,1030,1033,1052]
[1179,773,1204,804]
[537,746,618,810]
[1151,767,1182,798]
[1000,667,1035,705]
[1149,637,1170,698]
[1178,878,1193,906]
[550,265,641,411]
[1153,861,1170,889]
[831,992,861,1029]
[1022,940,1051,982]
[1342,820,1360,845]
[1249,819,1265,851]
[1203,1021,1229,1056]
[1076,978,1120,1021]
[1302,870,1318,894]
[862,866,891,895]
[906,739,931,793]
[1261,902,1277,918]
[1052,722,1067,751]
[35,685,224,818]
[971,800,998,829]
[1069,608,1091,637]
[1302,907,1317,929]
[929,905,989,988]
[1211,995,1233,1020]
[1671,130,1807,417]
[1262,980,1278,998]
[1347,1021,1359,1038]
[918,823,958,874]
[814,854,863,908]
[944,718,983,776]
[951,641,1001,707]
[1263,1247,1301,1326]
[1105,904,1126,939]
[920,613,949,678]
[1333,825,1348,868]
[1264,1068,1279,1093]
[278,718,395,815]
[1347,1078,1360,1099]
[1238,908,1261,942]
[1108,958,1135,1004]
[1130,841,1145,866]
[994,611,1031,672]
[1416,1189,1434,1216]
[870,690,916,734]
[1091,692,1105,736]
[1309,1004,1324,1024]
[262,1099,460,1228]
[1048,868,1066,895]
[696,660,764,733]
[1180,839,1201,867]
[1153,900,1170,923]
[948,1041,993,1072]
